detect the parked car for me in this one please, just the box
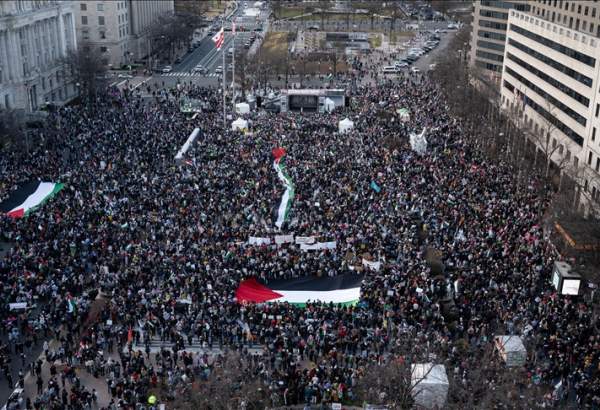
[162,66,172,73]
[117,73,133,79]
[395,62,409,68]
[382,66,400,74]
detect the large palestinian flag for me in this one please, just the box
[236,273,362,307]
[0,181,64,218]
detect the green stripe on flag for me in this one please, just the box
[23,182,65,217]
[274,157,294,229]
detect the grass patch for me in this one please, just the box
[390,31,414,45]
[369,35,382,48]
[259,32,289,60]
[276,7,308,20]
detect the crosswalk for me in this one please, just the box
[161,72,222,78]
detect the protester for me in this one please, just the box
[0,72,598,409]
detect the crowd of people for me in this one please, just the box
[1,69,599,409]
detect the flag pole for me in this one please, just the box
[232,20,235,111]
[223,35,226,129]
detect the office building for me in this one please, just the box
[501,8,600,209]
[0,0,78,112]
[74,0,173,68]
[468,1,531,87]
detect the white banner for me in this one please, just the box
[362,259,381,271]
[300,241,337,251]
[274,234,294,245]
[9,302,27,310]
[248,237,272,246]
[295,236,316,245]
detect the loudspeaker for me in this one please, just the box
[256,96,262,107]
[344,97,350,107]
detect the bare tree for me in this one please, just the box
[0,109,22,149]
[356,357,418,409]
[61,43,107,101]
[446,341,547,409]
[234,48,249,99]
[172,350,267,410]
[366,3,380,30]
[148,13,201,65]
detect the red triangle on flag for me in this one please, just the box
[272,147,286,160]
[7,209,24,218]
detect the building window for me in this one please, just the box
[99,16,105,25]
[97,3,104,11]
[593,127,597,141]
[81,15,88,25]
[505,52,590,109]
[574,157,579,168]
[597,158,600,172]
[507,39,593,88]
[589,152,593,165]
[510,24,596,67]
[100,31,106,39]
[100,46,108,53]
[80,3,86,11]
[566,150,571,161]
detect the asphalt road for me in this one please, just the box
[172,3,270,76]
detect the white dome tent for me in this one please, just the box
[411,363,449,409]
[323,98,335,113]
[235,102,250,115]
[232,118,248,131]
[338,118,354,133]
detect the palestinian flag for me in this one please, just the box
[0,181,64,218]
[236,273,362,307]
[272,147,294,229]
[66,295,77,314]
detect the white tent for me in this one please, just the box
[231,118,248,131]
[411,363,449,409]
[495,335,527,367]
[324,98,335,113]
[338,118,354,133]
[235,102,250,114]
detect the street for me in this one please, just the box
[165,2,270,79]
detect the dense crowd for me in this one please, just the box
[1,73,599,409]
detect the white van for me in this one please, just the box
[382,66,399,74]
